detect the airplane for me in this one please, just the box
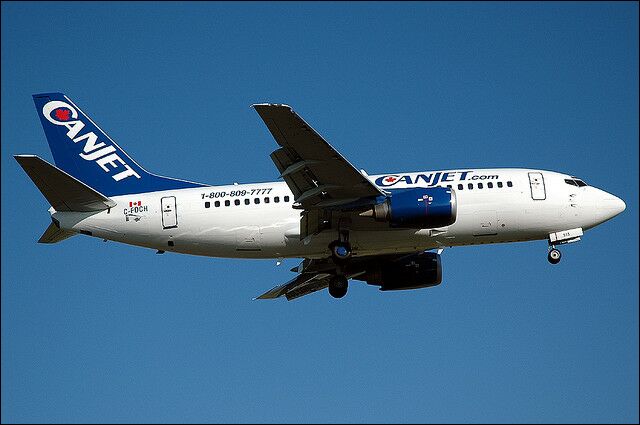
[15,93,626,301]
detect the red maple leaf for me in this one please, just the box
[385,176,397,183]
[54,109,70,121]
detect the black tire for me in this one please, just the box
[328,275,348,298]
[548,248,561,264]
[330,241,352,263]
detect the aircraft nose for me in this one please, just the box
[597,193,626,219]
[612,196,626,215]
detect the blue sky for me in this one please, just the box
[1,2,638,423]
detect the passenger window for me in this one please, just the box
[507,181,513,187]
[254,198,260,204]
[446,185,452,188]
[468,183,473,190]
[274,196,280,203]
[478,183,483,189]
[284,196,290,202]
[487,182,493,188]
[224,200,230,207]
[497,182,503,188]
[458,184,463,190]
[244,199,250,205]
[205,201,210,208]
[234,199,240,206]
[264,197,270,203]
[214,201,220,207]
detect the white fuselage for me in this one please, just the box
[51,168,625,259]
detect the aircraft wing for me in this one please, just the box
[255,272,333,301]
[252,104,386,210]
[255,253,421,301]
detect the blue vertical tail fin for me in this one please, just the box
[33,92,205,196]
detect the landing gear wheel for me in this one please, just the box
[328,275,348,299]
[330,241,352,263]
[548,248,561,264]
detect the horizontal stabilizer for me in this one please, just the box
[38,222,76,243]
[14,155,116,212]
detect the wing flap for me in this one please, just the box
[255,272,332,301]
[285,275,331,301]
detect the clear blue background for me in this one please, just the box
[2,2,638,423]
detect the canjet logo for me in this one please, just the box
[375,171,473,187]
[42,100,141,182]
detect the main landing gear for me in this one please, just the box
[329,230,352,263]
[548,246,562,264]
[330,240,352,262]
[328,230,351,298]
[328,275,348,298]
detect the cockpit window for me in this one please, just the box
[566,177,588,187]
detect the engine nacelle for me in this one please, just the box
[360,252,443,291]
[361,187,457,228]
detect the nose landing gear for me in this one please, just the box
[546,228,583,264]
[548,247,562,264]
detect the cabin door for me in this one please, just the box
[161,196,178,229]
[528,172,546,200]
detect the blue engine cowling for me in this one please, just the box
[363,187,457,228]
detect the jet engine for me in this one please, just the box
[360,187,457,228]
[359,252,443,291]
